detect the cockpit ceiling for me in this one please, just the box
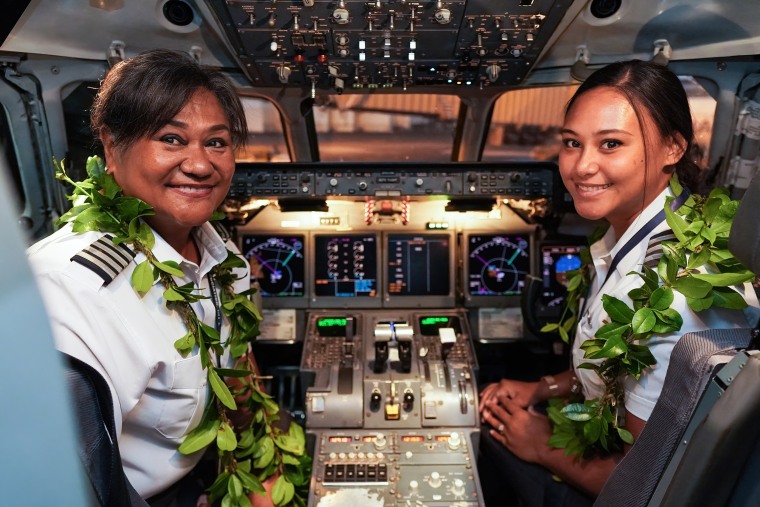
[2,1,760,92]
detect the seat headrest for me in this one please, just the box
[729,173,760,273]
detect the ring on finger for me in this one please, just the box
[497,423,505,434]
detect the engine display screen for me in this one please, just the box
[316,317,351,337]
[467,234,530,296]
[241,234,305,297]
[418,316,462,335]
[314,234,378,297]
[386,234,451,296]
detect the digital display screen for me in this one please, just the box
[241,235,305,297]
[314,234,378,297]
[434,435,450,442]
[387,234,450,296]
[328,436,352,443]
[362,436,378,442]
[401,436,425,443]
[316,317,349,337]
[467,234,530,296]
[418,316,462,335]
[540,244,584,307]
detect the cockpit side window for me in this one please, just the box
[482,79,716,177]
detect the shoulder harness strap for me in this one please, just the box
[70,234,136,286]
[644,229,678,269]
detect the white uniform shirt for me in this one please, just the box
[28,222,250,498]
[572,188,758,421]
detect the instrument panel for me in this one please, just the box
[300,310,483,506]
[205,0,573,91]
[227,161,557,200]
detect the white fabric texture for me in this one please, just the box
[571,187,758,421]
[28,222,249,498]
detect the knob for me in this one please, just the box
[268,13,277,28]
[301,173,311,183]
[510,172,521,183]
[333,7,349,24]
[486,64,500,82]
[329,178,339,187]
[429,471,442,488]
[434,9,451,24]
[336,35,349,46]
[358,181,368,191]
[402,392,414,411]
[370,391,382,411]
[451,478,466,497]
[467,172,477,182]
[277,65,292,84]
[448,432,461,450]
[415,178,423,187]
[270,38,278,52]
[409,480,419,495]
[511,48,523,57]
[374,432,387,450]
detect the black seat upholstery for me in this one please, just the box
[63,354,147,507]
[593,328,751,507]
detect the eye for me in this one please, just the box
[601,139,622,149]
[206,138,229,148]
[562,138,580,148]
[160,134,185,145]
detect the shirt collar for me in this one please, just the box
[589,186,673,285]
[149,222,229,279]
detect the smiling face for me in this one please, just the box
[103,88,235,249]
[559,86,684,238]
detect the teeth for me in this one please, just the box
[175,186,210,193]
[578,183,611,192]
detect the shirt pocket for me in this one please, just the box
[155,353,207,439]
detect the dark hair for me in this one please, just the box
[566,60,702,191]
[91,48,247,150]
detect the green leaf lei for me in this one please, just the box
[56,156,312,507]
[541,175,756,458]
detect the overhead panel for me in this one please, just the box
[206,0,574,92]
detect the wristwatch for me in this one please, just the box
[541,375,559,392]
[541,374,583,395]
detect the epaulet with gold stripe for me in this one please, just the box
[643,229,678,269]
[70,234,136,286]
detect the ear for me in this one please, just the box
[665,133,688,167]
[100,130,118,175]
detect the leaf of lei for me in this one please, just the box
[544,175,756,458]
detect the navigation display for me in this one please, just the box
[387,234,450,296]
[314,234,378,297]
[466,234,530,297]
[241,234,305,297]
